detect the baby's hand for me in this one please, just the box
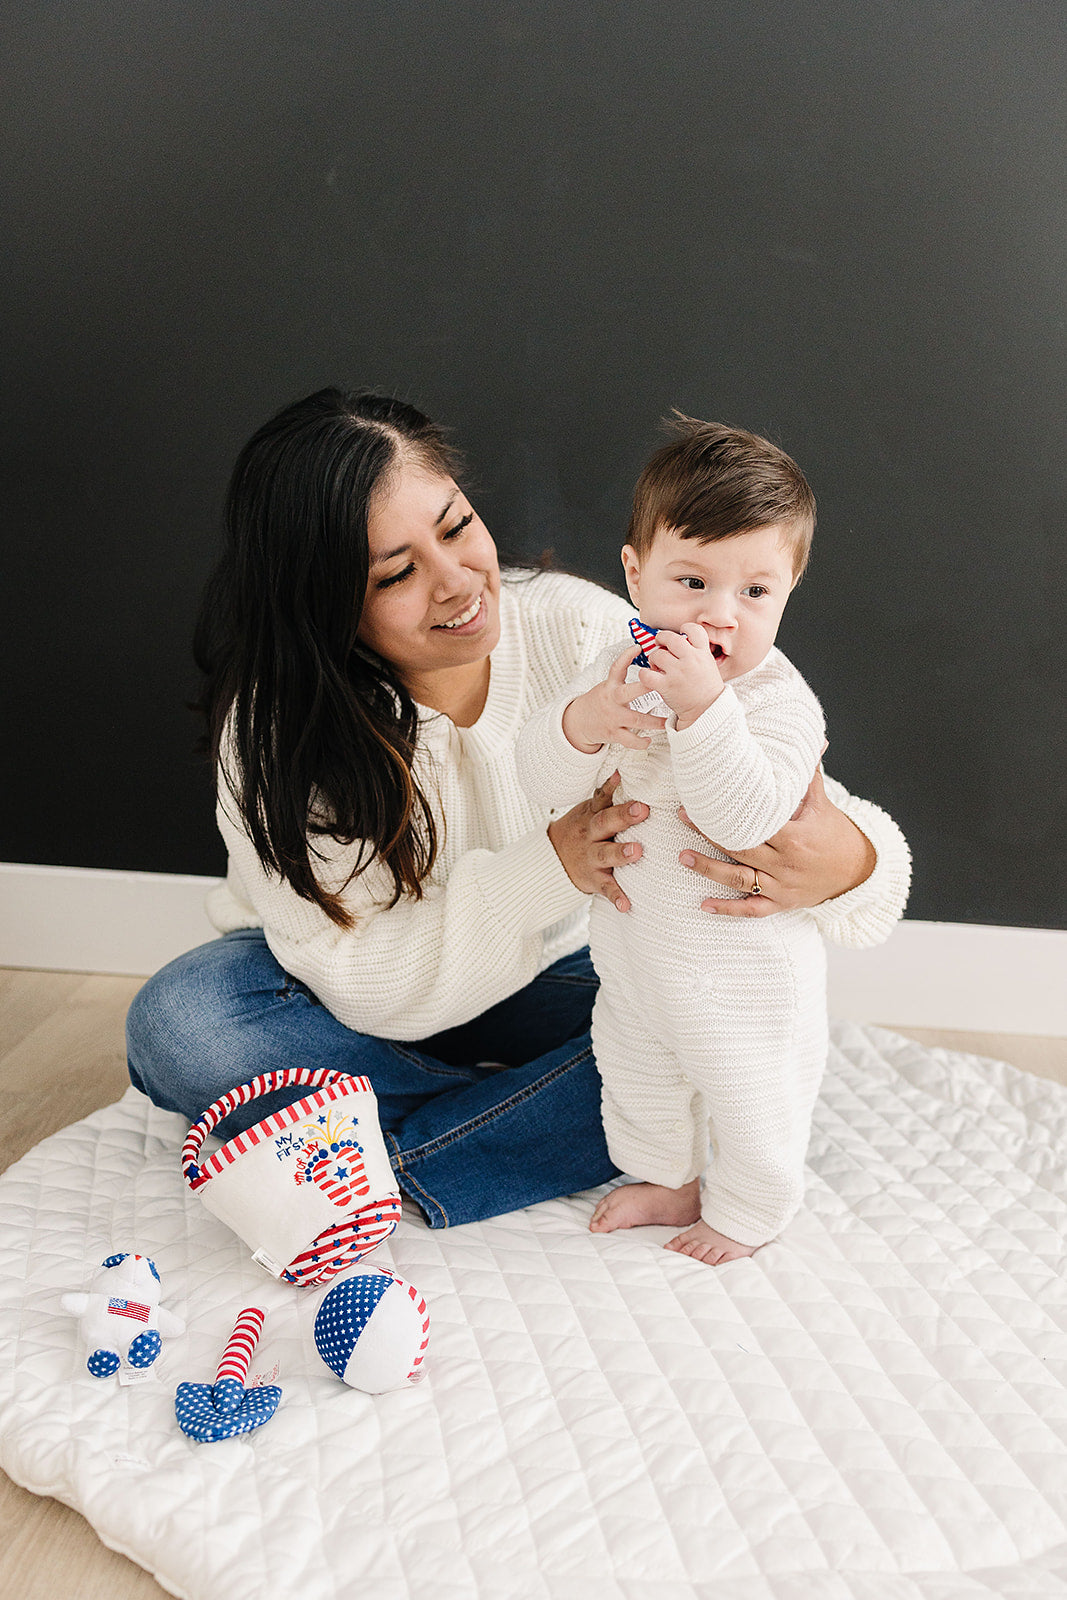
[637,625,724,730]
[563,643,669,753]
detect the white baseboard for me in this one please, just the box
[824,920,1066,1037]
[0,862,220,980]
[2,862,1065,1037]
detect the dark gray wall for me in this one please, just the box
[3,1,1065,927]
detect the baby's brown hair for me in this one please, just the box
[628,414,816,578]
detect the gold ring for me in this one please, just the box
[749,872,763,896]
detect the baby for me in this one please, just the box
[517,417,828,1264]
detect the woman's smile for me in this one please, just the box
[435,593,485,631]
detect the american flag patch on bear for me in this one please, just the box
[108,1298,150,1322]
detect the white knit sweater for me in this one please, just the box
[207,570,911,1042]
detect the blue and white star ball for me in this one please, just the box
[314,1265,430,1393]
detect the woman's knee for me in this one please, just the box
[125,933,279,1113]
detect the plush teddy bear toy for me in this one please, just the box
[61,1252,186,1377]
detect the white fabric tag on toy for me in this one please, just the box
[251,1248,285,1279]
[118,1365,156,1388]
[628,685,672,717]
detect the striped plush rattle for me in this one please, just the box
[175,1307,282,1443]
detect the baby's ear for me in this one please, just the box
[620,545,641,604]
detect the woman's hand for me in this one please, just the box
[678,765,876,915]
[548,771,649,912]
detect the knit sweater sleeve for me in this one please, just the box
[807,776,912,948]
[667,662,826,850]
[515,641,623,809]
[666,651,910,948]
[214,788,587,1041]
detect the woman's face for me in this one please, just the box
[357,461,501,689]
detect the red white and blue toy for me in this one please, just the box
[175,1306,282,1442]
[628,615,660,667]
[314,1264,430,1393]
[627,616,672,719]
[61,1253,186,1378]
[181,1068,403,1286]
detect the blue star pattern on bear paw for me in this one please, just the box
[128,1329,162,1368]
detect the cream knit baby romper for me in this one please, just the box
[518,639,828,1248]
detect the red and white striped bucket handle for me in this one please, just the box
[215,1307,265,1386]
[181,1067,367,1190]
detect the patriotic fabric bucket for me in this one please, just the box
[180,1068,402,1286]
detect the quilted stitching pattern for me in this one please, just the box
[0,1022,1065,1600]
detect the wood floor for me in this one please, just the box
[0,969,167,1600]
[1,965,1065,1600]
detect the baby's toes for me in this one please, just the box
[688,1238,723,1263]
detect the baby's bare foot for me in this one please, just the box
[590,1179,700,1233]
[664,1220,758,1264]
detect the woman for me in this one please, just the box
[127,388,910,1228]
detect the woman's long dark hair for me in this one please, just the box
[194,388,462,928]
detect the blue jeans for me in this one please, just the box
[126,929,618,1228]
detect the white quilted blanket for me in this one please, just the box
[1,1021,1065,1600]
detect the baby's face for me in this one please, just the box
[621,524,799,682]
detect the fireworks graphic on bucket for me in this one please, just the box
[274,1109,370,1207]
